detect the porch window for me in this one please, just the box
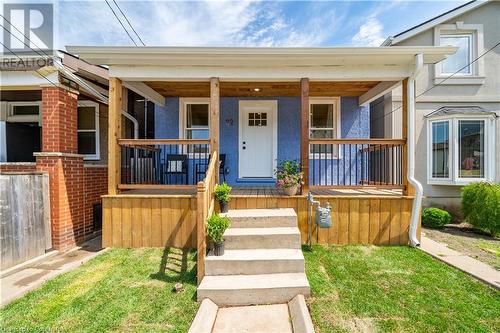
[7,102,41,123]
[77,101,100,160]
[180,98,210,139]
[309,98,340,155]
[439,34,472,75]
[427,116,494,185]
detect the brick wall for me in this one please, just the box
[41,87,78,153]
[36,155,85,249]
[0,163,37,173]
[37,86,98,250]
[83,166,108,236]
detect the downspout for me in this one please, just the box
[408,54,424,247]
[122,110,139,139]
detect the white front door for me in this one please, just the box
[239,100,277,178]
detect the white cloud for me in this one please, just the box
[351,17,386,47]
[58,0,343,48]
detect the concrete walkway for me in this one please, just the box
[213,304,293,333]
[420,235,500,289]
[1,236,106,307]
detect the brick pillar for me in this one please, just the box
[36,87,85,250]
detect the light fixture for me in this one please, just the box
[253,88,261,92]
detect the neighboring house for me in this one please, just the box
[0,50,154,250]
[373,0,499,216]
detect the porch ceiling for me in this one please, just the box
[144,81,380,97]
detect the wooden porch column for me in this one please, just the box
[300,78,310,193]
[401,78,415,196]
[108,77,122,195]
[210,77,220,182]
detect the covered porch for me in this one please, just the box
[67,46,456,259]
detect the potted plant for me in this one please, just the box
[275,160,304,196]
[214,182,232,213]
[207,213,231,256]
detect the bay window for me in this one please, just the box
[428,116,495,185]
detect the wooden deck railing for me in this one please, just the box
[118,139,210,190]
[309,139,406,189]
[196,151,218,284]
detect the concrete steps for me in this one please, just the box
[224,227,301,250]
[221,208,297,228]
[205,249,305,275]
[198,208,310,306]
[197,273,310,306]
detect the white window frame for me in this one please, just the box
[7,101,41,124]
[439,33,473,76]
[77,101,100,160]
[434,22,485,85]
[178,97,210,139]
[427,115,495,185]
[309,97,341,159]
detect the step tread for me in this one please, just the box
[225,227,300,236]
[198,273,309,290]
[206,249,304,261]
[222,208,297,219]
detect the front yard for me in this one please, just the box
[2,245,499,332]
[0,248,199,333]
[305,245,500,333]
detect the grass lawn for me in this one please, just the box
[0,248,199,333]
[304,245,500,333]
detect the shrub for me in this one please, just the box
[462,182,500,236]
[422,208,451,228]
[206,213,230,243]
[214,182,232,203]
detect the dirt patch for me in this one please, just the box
[341,317,376,333]
[423,227,500,269]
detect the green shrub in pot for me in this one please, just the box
[214,182,232,213]
[206,213,231,256]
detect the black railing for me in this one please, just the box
[119,139,210,187]
[309,139,405,188]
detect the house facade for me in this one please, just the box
[0,51,152,251]
[67,46,457,285]
[374,0,499,216]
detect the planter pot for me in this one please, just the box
[219,201,229,213]
[214,241,225,256]
[283,185,299,196]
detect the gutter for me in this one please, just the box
[122,110,139,139]
[53,59,109,104]
[407,54,424,247]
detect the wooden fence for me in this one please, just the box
[0,173,51,270]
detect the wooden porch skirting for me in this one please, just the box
[102,193,419,248]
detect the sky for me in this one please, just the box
[14,0,471,49]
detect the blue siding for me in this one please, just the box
[154,96,369,186]
[310,97,370,186]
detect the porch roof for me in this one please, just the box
[66,46,457,82]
